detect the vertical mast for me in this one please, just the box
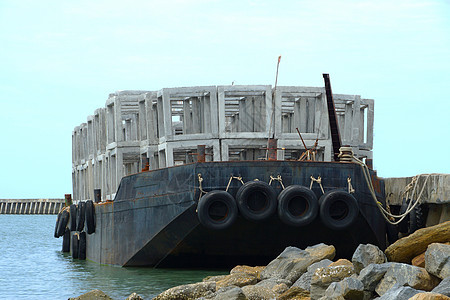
[323,74,342,161]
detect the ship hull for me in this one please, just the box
[86,160,386,267]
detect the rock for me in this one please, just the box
[432,277,450,296]
[409,292,450,300]
[207,286,247,300]
[203,275,229,282]
[324,277,365,300]
[260,244,335,284]
[310,259,355,299]
[125,293,144,300]
[152,281,216,300]
[357,263,392,292]
[241,285,276,300]
[425,243,450,279]
[377,285,422,300]
[125,293,143,300]
[292,259,333,291]
[254,278,291,295]
[352,244,387,274]
[277,286,311,300]
[230,265,265,280]
[69,289,113,300]
[375,263,440,296]
[384,220,450,263]
[412,252,426,268]
[215,273,257,289]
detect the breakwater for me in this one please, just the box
[0,199,64,214]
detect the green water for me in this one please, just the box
[0,215,226,299]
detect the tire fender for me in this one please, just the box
[71,233,79,259]
[85,200,96,234]
[78,232,86,260]
[76,202,86,232]
[319,190,359,230]
[277,185,319,227]
[197,190,238,230]
[57,210,70,237]
[236,181,277,221]
[69,204,77,231]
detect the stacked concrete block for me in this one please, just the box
[218,85,272,161]
[273,86,332,161]
[72,85,375,202]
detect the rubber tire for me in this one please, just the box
[409,205,426,234]
[78,232,86,260]
[319,190,359,230]
[62,228,71,252]
[197,190,238,230]
[54,212,62,238]
[236,181,277,221]
[76,202,86,232]
[57,210,70,237]
[277,185,319,227]
[71,234,79,259]
[85,200,96,234]
[398,198,410,234]
[69,204,77,231]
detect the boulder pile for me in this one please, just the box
[153,221,450,300]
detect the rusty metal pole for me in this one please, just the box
[197,145,206,163]
[268,139,278,161]
[141,155,149,172]
[64,194,72,207]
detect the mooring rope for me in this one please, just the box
[269,175,285,189]
[310,176,325,194]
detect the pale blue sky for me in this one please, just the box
[0,0,449,199]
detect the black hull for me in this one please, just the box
[86,160,386,267]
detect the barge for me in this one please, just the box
[60,74,392,267]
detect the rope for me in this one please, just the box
[269,175,285,189]
[347,177,355,194]
[226,175,245,192]
[310,176,325,194]
[347,151,432,225]
[197,173,208,201]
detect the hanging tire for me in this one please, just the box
[409,205,427,234]
[197,190,238,230]
[277,185,319,227]
[69,204,77,231]
[236,181,277,221]
[62,228,71,252]
[78,232,86,260]
[398,198,410,234]
[57,210,70,237]
[71,234,79,259]
[386,222,399,245]
[76,202,86,232]
[54,212,62,238]
[319,190,359,230]
[85,200,96,234]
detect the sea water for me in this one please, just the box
[0,215,226,299]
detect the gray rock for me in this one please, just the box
[425,243,450,279]
[125,292,144,300]
[375,263,440,296]
[357,263,392,292]
[293,259,333,291]
[255,277,291,289]
[210,286,247,300]
[260,244,335,284]
[310,261,355,299]
[153,281,216,300]
[352,244,387,274]
[377,285,422,300]
[431,277,450,297]
[241,284,276,300]
[68,289,113,300]
[324,277,364,300]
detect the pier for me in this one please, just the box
[71,84,374,202]
[0,199,64,214]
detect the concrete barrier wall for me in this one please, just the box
[0,199,65,214]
